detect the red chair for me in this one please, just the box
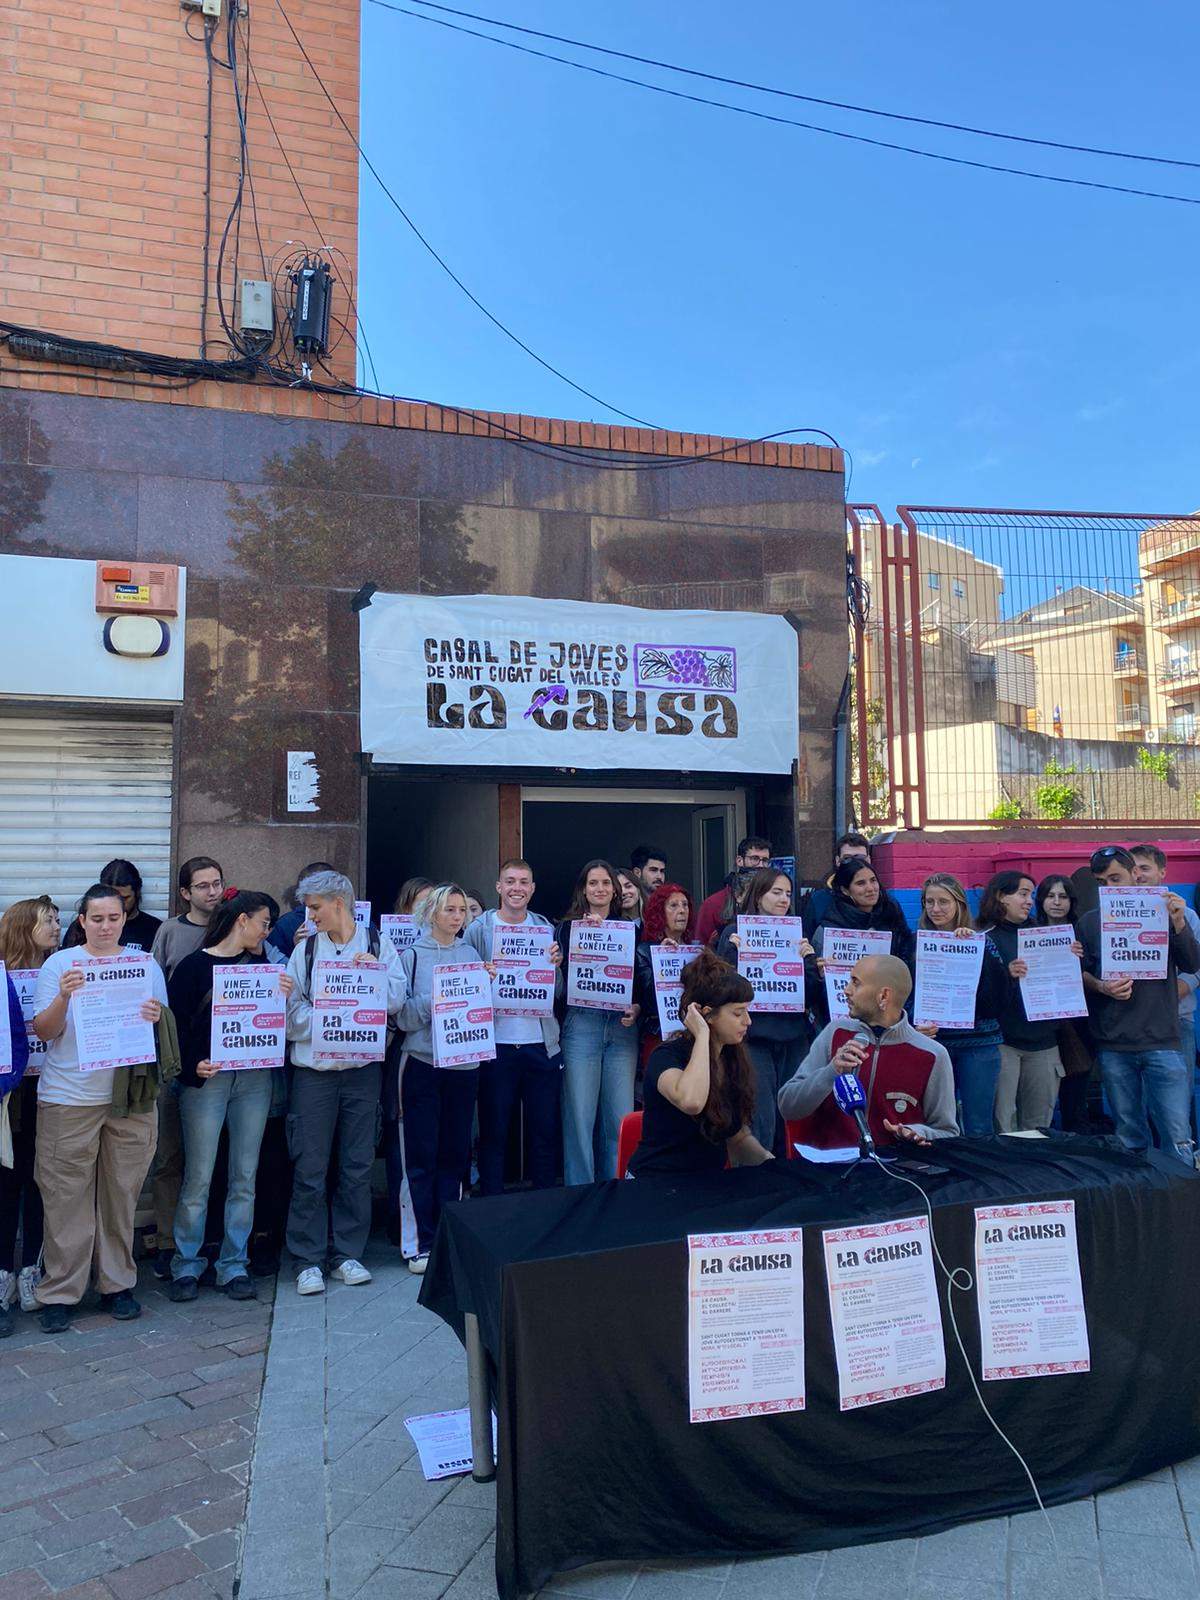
[784,1119,808,1158]
[616,1111,644,1178]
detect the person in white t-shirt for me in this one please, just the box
[464,859,563,1196]
[32,884,167,1335]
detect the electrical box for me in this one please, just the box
[95,561,180,618]
[202,0,222,16]
[239,278,273,334]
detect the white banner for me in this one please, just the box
[823,1215,945,1410]
[431,961,495,1067]
[686,1230,806,1424]
[312,959,387,1065]
[70,955,155,1073]
[736,916,806,1013]
[359,592,799,775]
[9,969,45,1077]
[491,923,555,1018]
[822,929,892,1020]
[650,943,704,1038]
[566,921,636,1012]
[209,965,286,1071]
[913,931,985,1030]
[974,1202,1090,1381]
[1018,925,1087,1022]
[1099,887,1168,981]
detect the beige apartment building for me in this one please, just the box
[1139,517,1200,744]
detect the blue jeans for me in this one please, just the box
[173,1070,274,1284]
[1095,1048,1195,1165]
[944,1031,1002,1137]
[560,1007,638,1184]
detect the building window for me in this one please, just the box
[928,573,940,591]
[952,580,965,599]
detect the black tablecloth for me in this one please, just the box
[420,1138,1200,1599]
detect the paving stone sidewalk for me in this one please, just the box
[0,1260,273,1600]
[239,1243,1200,1600]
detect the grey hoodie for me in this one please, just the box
[398,932,491,1069]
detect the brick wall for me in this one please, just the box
[1,0,360,382]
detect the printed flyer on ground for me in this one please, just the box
[650,943,704,1037]
[686,1230,806,1424]
[491,923,556,1018]
[822,1215,946,1410]
[913,930,984,1030]
[70,954,155,1073]
[432,961,495,1067]
[974,1201,1090,1381]
[736,916,806,1013]
[566,920,635,1012]
[209,964,286,1070]
[312,959,387,1065]
[1099,887,1168,981]
[822,929,892,1020]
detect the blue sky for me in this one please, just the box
[357,0,1200,514]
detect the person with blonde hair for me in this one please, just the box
[0,899,40,1332]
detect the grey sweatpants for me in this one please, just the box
[285,1063,381,1273]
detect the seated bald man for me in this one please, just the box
[778,954,958,1146]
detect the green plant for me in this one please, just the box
[1034,759,1081,820]
[988,796,1023,821]
[1136,745,1174,782]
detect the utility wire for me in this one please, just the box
[370,0,1200,206]
[394,0,1200,173]
[271,0,663,426]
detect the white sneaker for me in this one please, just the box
[331,1259,372,1286]
[407,1254,429,1276]
[296,1267,325,1296]
[17,1266,40,1313]
[0,1271,15,1311]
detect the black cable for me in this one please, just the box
[197,17,219,358]
[270,0,663,426]
[372,0,1200,207]
[395,0,1200,173]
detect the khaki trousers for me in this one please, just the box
[34,1102,158,1305]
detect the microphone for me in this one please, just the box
[833,1071,875,1157]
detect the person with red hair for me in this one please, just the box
[634,884,697,1095]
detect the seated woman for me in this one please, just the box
[628,949,773,1177]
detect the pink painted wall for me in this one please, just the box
[872,834,1200,891]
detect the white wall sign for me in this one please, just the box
[359,592,799,775]
[287,750,320,813]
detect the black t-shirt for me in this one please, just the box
[628,1033,739,1178]
[120,909,162,954]
[168,947,257,1088]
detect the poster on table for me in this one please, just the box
[0,962,10,1075]
[491,922,556,1018]
[1099,887,1168,981]
[8,968,45,1076]
[650,943,704,1038]
[822,1215,946,1410]
[913,931,985,1030]
[70,955,155,1073]
[431,961,495,1067]
[209,965,286,1070]
[312,959,387,1065]
[566,921,635,1012]
[1017,925,1088,1022]
[822,929,892,1020]
[736,916,806,1013]
[974,1201,1090,1381]
[358,591,800,777]
[379,913,419,953]
[686,1230,807,1424]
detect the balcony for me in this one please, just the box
[1141,522,1200,573]
[1115,703,1147,731]
[1159,659,1200,694]
[1155,591,1200,629]
[1113,649,1141,676]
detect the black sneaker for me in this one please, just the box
[39,1304,71,1335]
[0,1306,12,1339]
[152,1249,173,1281]
[249,1252,280,1278]
[101,1290,142,1321]
[168,1277,199,1303]
[221,1275,256,1302]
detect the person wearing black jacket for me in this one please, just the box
[166,891,291,1303]
[916,873,1011,1136]
[809,858,915,969]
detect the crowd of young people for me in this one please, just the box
[0,831,1195,1334]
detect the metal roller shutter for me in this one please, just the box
[0,714,174,917]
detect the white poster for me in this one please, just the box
[286,750,320,813]
[822,929,892,1020]
[650,943,704,1038]
[823,1215,946,1410]
[1018,925,1088,1022]
[491,923,555,1018]
[209,965,286,1071]
[354,901,372,929]
[379,913,419,953]
[431,961,495,1067]
[686,1230,806,1424]
[974,1202,1090,1381]
[736,916,806,1014]
[359,591,799,776]
[1099,887,1168,981]
[312,959,387,1065]
[566,921,636,1012]
[70,955,155,1073]
[9,969,45,1077]
[913,931,985,1030]
[0,962,11,1076]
